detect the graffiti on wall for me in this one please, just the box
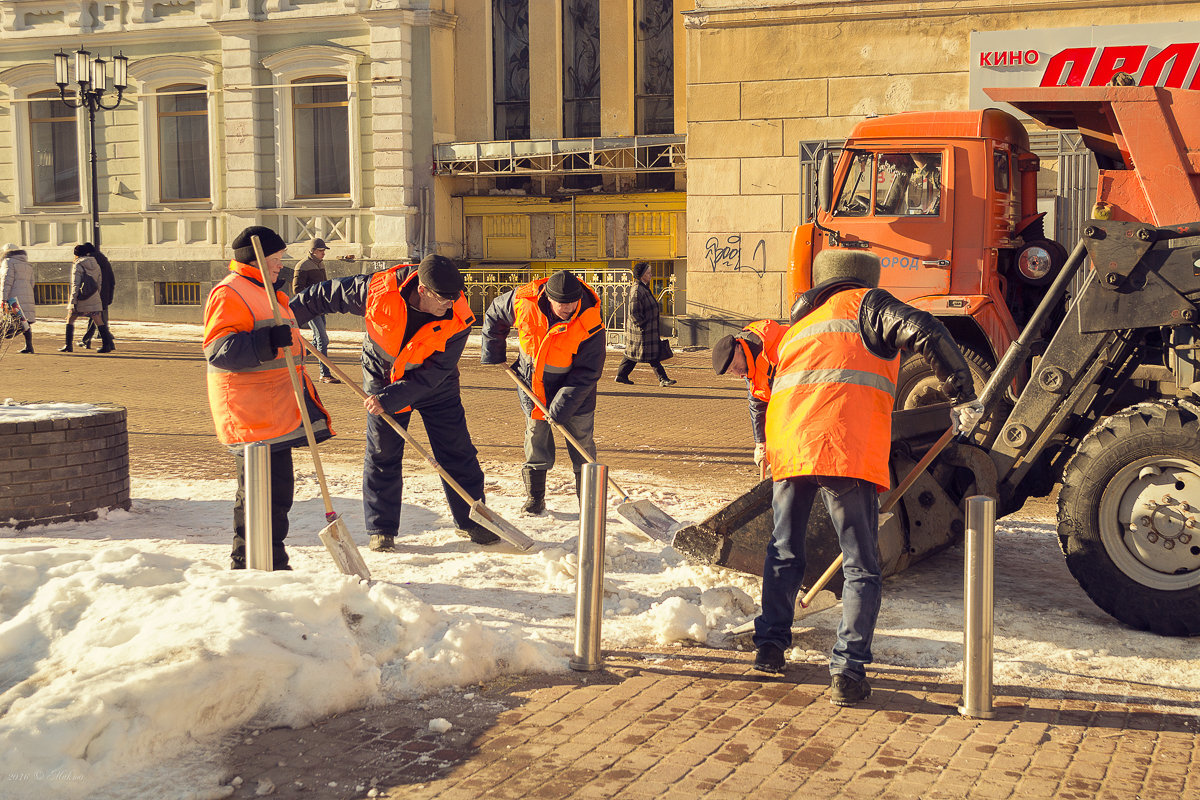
[704,235,767,276]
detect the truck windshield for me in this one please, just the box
[834,151,942,218]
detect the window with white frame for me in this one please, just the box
[157,83,210,202]
[291,76,350,198]
[29,90,80,205]
[262,46,362,206]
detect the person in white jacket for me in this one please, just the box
[1,243,35,354]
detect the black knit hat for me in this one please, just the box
[545,271,583,302]
[632,262,650,280]
[712,335,737,374]
[232,226,286,264]
[417,254,464,297]
[73,243,94,258]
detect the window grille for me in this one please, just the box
[493,0,531,140]
[34,283,71,305]
[636,0,675,135]
[157,282,202,306]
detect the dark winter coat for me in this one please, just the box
[624,280,664,362]
[94,251,115,307]
[292,255,328,296]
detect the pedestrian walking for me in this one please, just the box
[79,246,116,352]
[481,270,605,514]
[290,253,496,551]
[61,243,113,354]
[614,262,676,386]
[203,225,334,570]
[292,237,339,384]
[1,243,35,354]
[753,249,983,707]
[711,319,788,470]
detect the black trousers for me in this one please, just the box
[617,356,668,380]
[232,446,295,567]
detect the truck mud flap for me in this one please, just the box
[672,404,972,593]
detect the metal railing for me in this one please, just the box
[34,283,71,305]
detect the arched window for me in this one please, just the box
[29,90,79,205]
[291,76,350,198]
[157,83,210,202]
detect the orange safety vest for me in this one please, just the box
[765,288,899,489]
[513,277,604,420]
[740,319,788,402]
[204,261,330,447]
[365,267,474,378]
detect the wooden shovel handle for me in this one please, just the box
[298,338,480,506]
[502,366,630,501]
[251,236,336,519]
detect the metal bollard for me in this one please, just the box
[245,443,273,571]
[959,495,996,718]
[569,462,608,671]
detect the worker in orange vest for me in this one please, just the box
[203,225,333,570]
[753,249,983,707]
[711,318,788,471]
[290,254,494,552]
[480,270,606,513]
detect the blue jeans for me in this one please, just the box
[753,475,882,681]
[307,315,330,377]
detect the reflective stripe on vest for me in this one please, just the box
[513,277,604,420]
[742,318,787,402]
[363,267,475,408]
[204,262,328,447]
[764,288,898,489]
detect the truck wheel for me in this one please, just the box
[1058,401,1200,636]
[895,344,1002,443]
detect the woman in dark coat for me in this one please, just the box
[80,245,116,351]
[614,262,676,387]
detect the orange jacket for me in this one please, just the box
[512,277,604,420]
[203,261,331,447]
[765,288,898,488]
[365,267,475,399]
[740,319,788,402]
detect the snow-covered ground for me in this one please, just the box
[3,351,1199,799]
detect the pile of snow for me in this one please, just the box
[0,400,102,420]
[2,463,1197,799]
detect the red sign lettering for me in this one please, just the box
[980,49,1040,67]
[1035,43,1200,88]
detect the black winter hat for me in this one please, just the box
[712,335,737,375]
[811,249,881,289]
[73,243,94,258]
[545,270,583,302]
[632,262,650,280]
[232,226,286,264]
[417,254,464,297]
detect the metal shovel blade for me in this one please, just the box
[617,498,678,542]
[470,502,535,551]
[318,516,371,580]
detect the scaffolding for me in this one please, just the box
[434,135,686,176]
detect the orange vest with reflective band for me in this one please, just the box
[741,319,787,402]
[765,288,899,489]
[204,261,329,447]
[364,267,475,410]
[513,277,604,420]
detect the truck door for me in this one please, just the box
[830,150,953,303]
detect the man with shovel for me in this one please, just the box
[480,270,605,513]
[711,319,789,473]
[203,225,334,570]
[754,249,982,706]
[289,253,497,551]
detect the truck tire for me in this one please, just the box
[1058,401,1200,636]
[895,344,1003,444]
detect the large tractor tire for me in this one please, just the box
[895,343,1003,445]
[1058,401,1200,636]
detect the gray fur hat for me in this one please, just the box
[811,249,881,288]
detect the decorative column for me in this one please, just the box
[529,0,563,139]
[211,20,270,235]
[600,0,634,136]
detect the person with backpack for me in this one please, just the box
[60,243,112,354]
[80,245,116,352]
[1,243,35,354]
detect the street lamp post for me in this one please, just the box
[54,49,129,248]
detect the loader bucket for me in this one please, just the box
[672,404,975,593]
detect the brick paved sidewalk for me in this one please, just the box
[216,646,1199,800]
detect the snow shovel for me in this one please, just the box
[251,236,371,580]
[503,365,678,541]
[299,341,535,551]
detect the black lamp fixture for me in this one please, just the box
[53,48,129,247]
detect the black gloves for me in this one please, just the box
[254,323,294,359]
[268,324,293,349]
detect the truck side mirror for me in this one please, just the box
[817,151,835,214]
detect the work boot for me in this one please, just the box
[369,534,396,552]
[753,643,786,674]
[830,674,871,706]
[59,323,74,352]
[455,523,501,545]
[97,325,116,354]
[522,467,546,514]
[17,330,33,354]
